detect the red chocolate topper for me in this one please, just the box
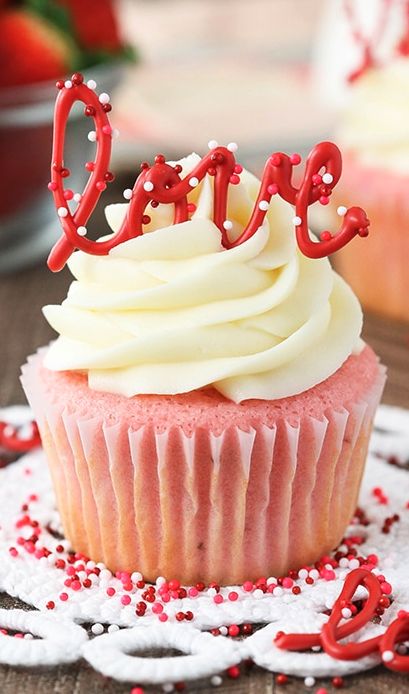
[275,568,409,673]
[47,74,369,272]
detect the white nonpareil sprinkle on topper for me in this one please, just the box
[322,173,334,184]
[88,131,97,142]
[77,226,87,237]
[87,79,97,89]
[293,216,302,226]
[64,80,73,89]
[143,181,154,192]
[189,177,199,188]
[258,200,269,211]
[57,207,68,218]
[98,93,110,104]
[337,206,347,216]
[223,220,233,230]
[208,140,218,150]
[227,142,238,152]
[123,189,133,200]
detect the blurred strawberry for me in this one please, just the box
[57,0,122,53]
[0,10,73,88]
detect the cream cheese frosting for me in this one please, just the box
[338,58,409,174]
[43,154,363,402]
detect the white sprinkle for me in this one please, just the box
[298,569,308,580]
[3,425,14,437]
[258,200,269,211]
[227,142,238,152]
[112,128,120,139]
[339,557,349,568]
[211,675,223,686]
[337,205,347,216]
[207,588,217,598]
[88,131,97,142]
[253,588,264,599]
[87,79,97,90]
[309,569,319,580]
[143,181,154,192]
[219,626,228,636]
[223,220,233,230]
[342,607,352,619]
[322,172,333,184]
[189,176,199,187]
[99,92,110,104]
[73,193,82,203]
[24,633,34,640]
[349,558,360,570]
[293,215,302,226]
[208,140,218,150]
[162,685,174,693]
[77,226,87,236]
[156,576,166,587]
[91,623,104,635]
[325,563,333,570]
[107,624,120,633]
[123,188,133,200]
[273,586,284,597]
[57,207,68,218]
[64,80,73,89]
[131,571,143,583]
[382,650,394,662]
[304,676,316,687]
[311,645,321,652]
[266,576,277,585]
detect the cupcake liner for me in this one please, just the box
[333,155,409,321]
[21,352,386,585]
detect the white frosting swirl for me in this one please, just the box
[338,59,409,174]
[43,154,362,402]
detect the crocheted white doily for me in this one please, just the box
[0,404,408,685]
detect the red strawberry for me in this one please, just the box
[0,10,73,88]
[57,0,122,52]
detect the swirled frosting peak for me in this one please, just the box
[43,154,362,402]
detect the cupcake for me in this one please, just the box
[333,59,409,321]
[21,76,385,585]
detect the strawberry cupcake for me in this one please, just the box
[333,58,409,321]
[21,77,385,585]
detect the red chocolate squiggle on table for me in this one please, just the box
[275,568,409,672]
[47,74,369,272]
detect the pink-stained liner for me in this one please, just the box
[21,348,385,585]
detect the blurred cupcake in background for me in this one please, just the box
[318,0,409,321]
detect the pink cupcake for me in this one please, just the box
[22,76,385,585]
[333,59,409,321]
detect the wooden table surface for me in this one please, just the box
[0,259,408,693]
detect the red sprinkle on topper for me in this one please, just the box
[47,74,369,272]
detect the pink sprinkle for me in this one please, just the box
[24,541,35,554]
[102,125,112,135]
[242,581,253,592]
[229,174,240,185]
[106,587,116,597]
[71,580,81,591]
[213,594,224,604]
[234,164,243,174]
[267,183,279,195]
[312,174,322,185]
[59,593,69,601]
[323,570,336,581]
[188,587,199,598]
[282,577,293,589]
[35,549,45,559]
[8,547,18,557]
[66,566,76,577]
[121,595,131,606]
[228,591,239,602]
[152,602,164,614]
[316,689,328,694]
[131,688,145,694]
[63,189,74,200]
[290,153,301,165]
[161,592,170,603]
[168,579,180,591]
[319,196,330,206]
[96,181,107,191]
[47,182,57,191]
[158,613,168,622]
[14,633,24,639]
[380,581,392,595]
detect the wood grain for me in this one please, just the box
[0,227,408,691]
